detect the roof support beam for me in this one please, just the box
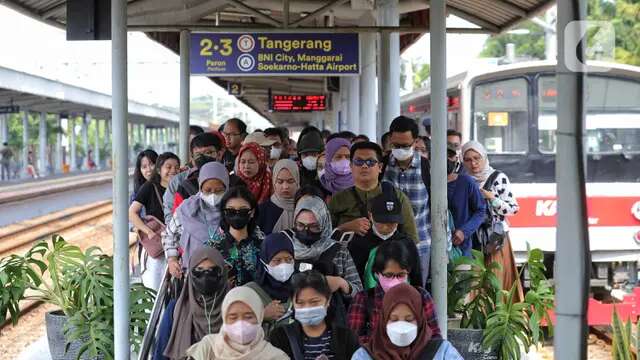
[128,0,228,26]
[128,24,490,34]
[225,0,282,27]
[40,0,66,19]
[493,0,527,18]
[288,0,351,28]
[445,4,500,33]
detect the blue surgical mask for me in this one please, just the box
[295,305,327,326]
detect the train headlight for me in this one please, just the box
[633,201,640,221]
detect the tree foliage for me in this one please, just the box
[479,21,546,60]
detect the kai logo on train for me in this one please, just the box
[190,33,360,76]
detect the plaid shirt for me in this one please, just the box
[383,152,431,244]
[347,285,441,344]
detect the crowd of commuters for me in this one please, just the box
[126,115,522,360]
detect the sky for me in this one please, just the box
[0,5,491,129]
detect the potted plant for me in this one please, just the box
[447,247,555,360]
[1,235,155,360]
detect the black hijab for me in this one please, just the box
[256,232,296,302]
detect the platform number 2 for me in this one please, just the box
[200,38,233,56]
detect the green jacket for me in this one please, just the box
[328,184,419,243]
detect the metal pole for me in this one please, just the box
[112,0,130,356]
[82,113,90,170]
[69,117,77,171]
[429,0,448,337]
[22,111,29,178]
[377,0,400,132]
[347,76,360,134]
[359,19,377,141]
[94,119,101,169]
[0,114,7,144]
[39,112,48,176]
[55,114,63,173]
[179,30,191,163]
[554,1,589,359]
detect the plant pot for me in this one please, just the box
[45,310,102,360]
[447,328,499,360]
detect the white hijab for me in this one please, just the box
[461,140,495,187]
[186,286,289,360]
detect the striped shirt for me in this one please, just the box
[383,152,431,244]
[303,329,335,360]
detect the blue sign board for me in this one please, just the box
[190,33,359,76]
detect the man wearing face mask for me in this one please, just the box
[163,133,223,225]
[383,116,432,285]
[447,143,486,257]
[347,192,422,289]
[296,126,326,189]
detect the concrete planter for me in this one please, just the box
[447,328,499,360]
[45,310,103,360]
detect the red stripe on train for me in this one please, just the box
[508,197,640,227]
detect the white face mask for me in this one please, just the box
[301,156,318,171]
[392,147,414,161]
[266,262,295,282]
[371,221,397,240]
[201,192,223,207]
[270,147,283,160]
[386,321,418,347]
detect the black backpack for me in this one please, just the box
[472,170,506,255]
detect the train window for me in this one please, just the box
[473,78,529,154]
[538,75,640,154]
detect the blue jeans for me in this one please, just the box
[417,242,431,287]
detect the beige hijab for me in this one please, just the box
[186,286,290,360]
[270,159,300,233]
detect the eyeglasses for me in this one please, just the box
[224,208,252,217]
[380,271,409,279]
[391,144,413,150]
[194,150,218,158]
[463,155,483,164]
[352,158,379,167]
[223,132,242,138]
[294,221,322,234]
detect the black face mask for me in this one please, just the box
[295,229,322,246]
[447,159,459,175]
[191,267,223,297]
[194,154,216,169]
[224,209,252,230]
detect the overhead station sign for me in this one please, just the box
[191,33,359,76]
[271,95,327,112]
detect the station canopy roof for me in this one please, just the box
[0,65,179,126]
[3,0,555,127]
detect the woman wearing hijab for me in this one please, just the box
[461,140,523,301]
[352,284,462,360]
[245,232,296,336]
[154,247,230,360]
[186,286,290,360]
[284,195,363,300]
[163,162,229,279]
[257,159,300,235]
[319,138,354,195]
[235,142,272,204]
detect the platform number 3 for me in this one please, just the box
[200,38,233,57]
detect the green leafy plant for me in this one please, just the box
[449,247,556,359]
[611,307,639,360]
[448,249,502,329]
[18,235,155,360]
[0,241,48,325]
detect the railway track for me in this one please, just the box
[0,201,113,257]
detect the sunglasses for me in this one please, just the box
[192,266,222,278]
[224,208,252,217]
[294,221,322,234]
[352,158,379,167]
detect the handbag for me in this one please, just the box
[472,171,505,255]
[136,184,166,259]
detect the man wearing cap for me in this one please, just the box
[296,126,325,188]
[447,142,486,257]
[347,191,422,289]
[328,141,418,243]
